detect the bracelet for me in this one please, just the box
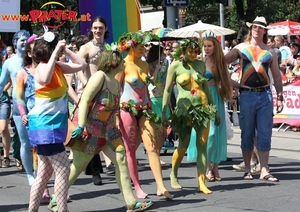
[277,95,284,101]
[78,125,84,129]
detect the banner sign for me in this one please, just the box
[273,78,300,126]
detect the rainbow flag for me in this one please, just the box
[79,0,141,43]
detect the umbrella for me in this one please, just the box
[166,20,236,38]
[268,26,290,36]
[152,27,174,38]
[268,20,300,35]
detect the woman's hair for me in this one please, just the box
[32,32,60,64]
[98,50,123,73]
[205,37,232,101]
[22,40,35,67]
[245,25,268,44]
[146,45,163,63]
[75,35,89,50]
[87,16,109,40]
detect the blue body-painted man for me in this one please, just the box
[0,30,34,185]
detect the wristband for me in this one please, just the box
[78,125,84,129]
[277,95,283,101]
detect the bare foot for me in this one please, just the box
[160,159,166,166]
[135,189,148,199]
[170,173,182,190]
[198,173,212,194]
[156,190,174,200]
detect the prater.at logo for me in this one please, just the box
[28,1,90,29]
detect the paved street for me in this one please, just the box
[0,126,300,212]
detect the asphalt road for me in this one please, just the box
[0,126,299,212]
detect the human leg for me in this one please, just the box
[119,110,147,199]
[101,140,153,211]
[49,151,70,212]
[85,154,103,185]
[28,154,53,211]
[196,125,212,194]
[102,152,115,176]
[0,119,11,167]
[170,128,191,190]
[13,115,34,185]
[239,91,257,178]
[256,91,277,181]
[140,117,172,199]
[69,149,94,187]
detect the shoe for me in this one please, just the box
[1,157,10,168]
[106,163,115,176]
[251,164,261,173]
[92,174,103,185]
[232,162,245,171]
[232,162,255,171]
[126,200,153,212]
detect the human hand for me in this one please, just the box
[54,39,67,56]
[276,100,284,113]
[21,114,28,126]
[71,126,84,139]
[214,113,220,126]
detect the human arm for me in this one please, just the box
[35,40,67,85]
[224,48,240,65]
[15,70,28,126]
[3,78,11,92]
[162,62,177,126]
[200,62,220,126]
[269,50,284,113]
[57,47,87,74]
[148,62,161,82]
[72,71,105,139]
[0,60,11,94]
[64,73,79,104]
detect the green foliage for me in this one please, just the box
[169,97,217,140]
[123,100,161,125]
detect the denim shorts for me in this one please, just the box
[0,97,11,119]
[239,89,273,151]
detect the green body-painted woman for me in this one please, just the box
[162,39,219,194]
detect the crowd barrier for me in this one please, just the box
[226,79,300,132]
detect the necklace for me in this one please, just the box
[91,40,105,51]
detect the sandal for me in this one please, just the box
[260,174,279,182]
[243,172,254,180]
[15,158,23,170]
[206,175,215,182]
[126,201,153,212]
[40,195,51,204]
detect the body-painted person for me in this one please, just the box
[0,30,34,185]
[66,45,153,212]
[225,17,283,182]
[162,38,219,194]
[27,29,87,212]
[116,32,173,200]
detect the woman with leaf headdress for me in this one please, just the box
[162,38,219,194]
[116,31,173,200]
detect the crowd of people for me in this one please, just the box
[0,15,297,211]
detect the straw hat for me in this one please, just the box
[246,16,271,29]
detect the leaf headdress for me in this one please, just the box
[171,37,203,61]
[117,31,159,52]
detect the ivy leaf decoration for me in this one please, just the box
[127,100,138,116]
[169,97,217,140]
[143,110,161,125]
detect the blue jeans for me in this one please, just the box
[239,89,273,152]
